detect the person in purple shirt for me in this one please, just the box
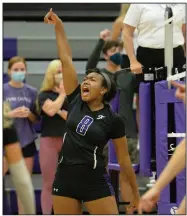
[3,56,38,214]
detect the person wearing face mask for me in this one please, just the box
[86,30,138,214]
[37,59,68,215]
[3,56,38,214]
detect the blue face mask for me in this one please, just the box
[109,52,122,66]
[11,71,26,82]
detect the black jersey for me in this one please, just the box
[58,85,126,168]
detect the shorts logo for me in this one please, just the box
[53,188,58,192]
[76,115,94,136]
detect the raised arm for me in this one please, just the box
[44,9,78,95]
[86,29,110,70]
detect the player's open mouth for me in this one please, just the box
[82,86,90,96]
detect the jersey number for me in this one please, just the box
[76,115,94,136]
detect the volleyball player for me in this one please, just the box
[44,8,140,214]
[3,102,36,214]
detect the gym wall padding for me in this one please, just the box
[139,82,152,176]
[155,81,186,214]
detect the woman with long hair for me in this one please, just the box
[37,59,68,214]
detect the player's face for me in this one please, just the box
[81,72,107,102]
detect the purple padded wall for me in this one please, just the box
[3,38,17,59]
[139,83,152,176]
[155,81,186,214]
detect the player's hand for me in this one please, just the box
[44,8,61,25]
[171,81,186,104]
[130,60,143,74]
[138,187,160,214]
[129,194,140,213]
[99,29,111,41]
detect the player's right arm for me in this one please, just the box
[44,9,79,95]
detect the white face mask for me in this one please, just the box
[54,73,63,85]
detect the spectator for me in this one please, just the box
[123,3,186,127]
[37,59,68,215]
[3,56,38,214]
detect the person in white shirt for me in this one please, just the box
[122,4,186,178]
[111,3,139,69]
[123,3,186,121]
[123,4,185,74]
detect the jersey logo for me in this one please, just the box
[76,115,94,136]
[97,115,105,120]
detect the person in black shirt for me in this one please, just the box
[44,8,139,214]
[3,102,35,214]
[37,59,68,215]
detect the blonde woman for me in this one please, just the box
[37,59,68,214]
[3,102,36,214]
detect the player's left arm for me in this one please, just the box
[112,136,140,201]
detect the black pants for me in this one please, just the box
[136,45,185,166]
[135,45,185,91]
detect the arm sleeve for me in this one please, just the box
[66,85,81,104]
[110,113,126,139]
[86,39,105,70]
[123,4,143,28]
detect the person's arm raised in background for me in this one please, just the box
[122,4,142,74]
[86,29,111,70]
[44,8,78,95]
